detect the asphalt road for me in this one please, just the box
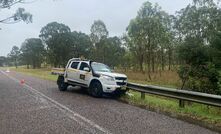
[0,70,218,134]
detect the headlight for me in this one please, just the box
[102,75,115,81]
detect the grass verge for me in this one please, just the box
[119,91,221,130]
[3,67,221,131]
[2,67,57,81]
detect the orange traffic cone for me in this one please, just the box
[20,79,25,85]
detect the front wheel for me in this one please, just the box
[89,81,103,97]
[57,76,68,91]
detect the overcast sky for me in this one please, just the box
[0,0,192,56]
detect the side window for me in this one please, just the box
[70,62,79,69]
[79,62,89,71]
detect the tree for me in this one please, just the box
[127,18,145,72]
[39,22,71,42]
[0,56,7,66]
[0,0,32,25]
[176,0,221,94]
[175,0,221,43]
[39,22,71,67]
[51,33,76,67]
[177,37,220,94]
[95,36,125,66]
[71,31,93,58]
[90,20,109,45]
[127,1,173,73]
[8,45,20,68]
[211,32,221,68]
[105,36,125,67]
[90,20,109,61]
[20,38,45,68]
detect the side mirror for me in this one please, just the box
[83,67,90,72]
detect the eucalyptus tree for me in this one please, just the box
[0,0,32,26]
[90,20,109,45]
[106,36,125,67]
[39,22,71,67]
[0,56,7,66]
[71,31,93,59]
[90,20,109,61]
[176,0,221,94]
[211,32,221,68]
[175,0,221,43]
[8,45,20,68]
[127,1,173,72]
[20,38,45,68]
[127,18,145,71]
[97,36,125,67]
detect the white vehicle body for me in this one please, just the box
[54,58,128,95]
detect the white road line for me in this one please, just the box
[0,70,111,134]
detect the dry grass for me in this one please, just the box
[117,69,181,88]
[2,66,57,81]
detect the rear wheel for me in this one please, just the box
[89,81,103,97]
[57,76,68,91]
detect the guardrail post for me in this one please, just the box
[141,92,145,100]
[179,100,185,108]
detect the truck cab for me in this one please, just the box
[56,58,128,97]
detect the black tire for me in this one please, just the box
[113,89,128,97]
[89,81,103,97]
[57,76,68,91]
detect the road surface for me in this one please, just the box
[0,70,218,134]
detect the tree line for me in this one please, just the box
[3,20,126,68]
[1,0,221,94]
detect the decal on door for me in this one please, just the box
[80,74,85,80]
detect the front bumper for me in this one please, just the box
[102,84,127,93]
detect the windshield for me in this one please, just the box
[91,62,112,73]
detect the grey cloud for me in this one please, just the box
[0,0,191,56]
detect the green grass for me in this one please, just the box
[2,66,221,128]
[120,91,221,127]
[1,66,57,81]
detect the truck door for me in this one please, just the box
[67,61,80,82]
[78,62,92,86]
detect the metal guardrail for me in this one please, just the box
[127,82,221,108]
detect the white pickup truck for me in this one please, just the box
[52,58,128,97]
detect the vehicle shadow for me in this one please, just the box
[66,86,124,99]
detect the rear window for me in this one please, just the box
[79,62,90,71]
[70,62,79,69]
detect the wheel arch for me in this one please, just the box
[89,79,102,88]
